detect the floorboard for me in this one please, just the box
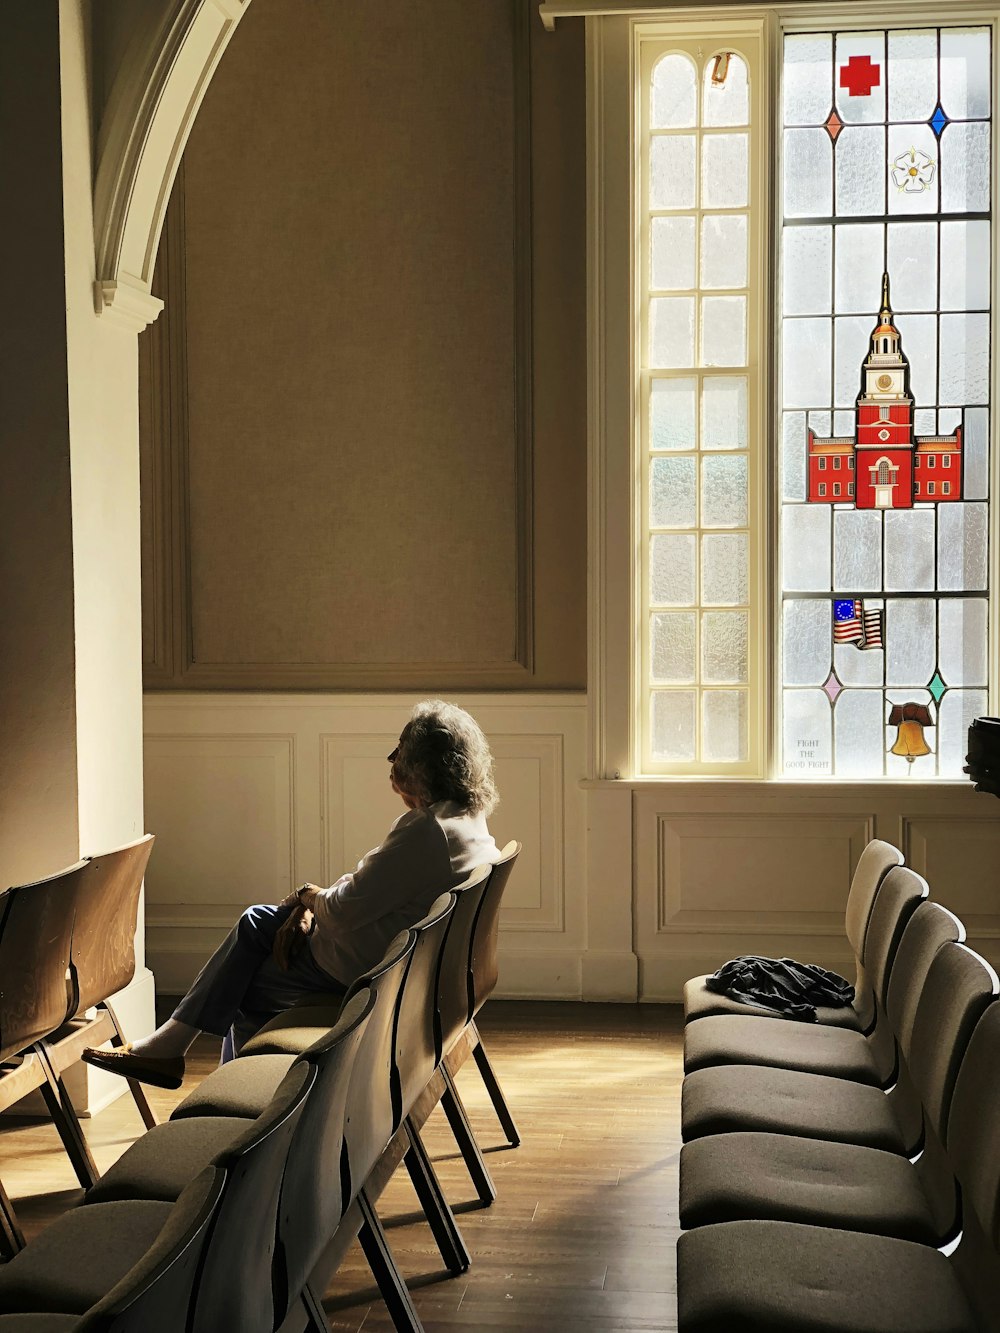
[2,1001,684,1331]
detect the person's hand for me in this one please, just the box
[273,904,313,970]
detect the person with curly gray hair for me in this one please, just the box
[84,700,501,1088]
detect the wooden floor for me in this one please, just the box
[2,1002,684,1332]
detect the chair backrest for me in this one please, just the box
[469,841,521,1021]
[69,836,155,1013]
[75,1167,225,1333]
[190,1062,315,1333]
[947,998,1000,1250]
[859,865,928,1010]
[393,893,456,1124]
[0,860,86,1061]
[435,864,496,1060]
[904,942,999,1147]
[845,838,904,958]
[275,987,373,1322]
[884,901,965,1055]
[341,931,415,1205]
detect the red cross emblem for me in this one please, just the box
[839,55,881,97]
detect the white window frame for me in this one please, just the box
[583,1,1000,782]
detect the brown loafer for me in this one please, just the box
[82,1046,185,1090]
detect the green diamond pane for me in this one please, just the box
[928,671,946,704]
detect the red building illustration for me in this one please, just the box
[807,272,962,508]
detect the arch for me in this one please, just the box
[93,0,254,332]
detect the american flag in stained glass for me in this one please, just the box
[833,600,884,649]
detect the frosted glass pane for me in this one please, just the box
[783,689,832,775]
[784,226,832,316]
[837,127,886,216]
[884,510,935,591]
[938,503,989,591]
[702,54,749,128]
[651,691,696,761]
[886,598,936,686]
[783,599,832,686]
[650,456,696,528]
[940,221,991,311]
[702,611,748,684]
[834,510,882,591]
[940,28,991,120]
[885,687,936,778]
[809,411,832,435]
[702,532,748,605]
[784,34,833,127]
[888,30,938,122]
[939,313,990,406]
[782,412,807,501]
[701,134,748,208]
[832,410,853,435]
[649,297,695,369]
[651,533,696,606]
[938,689,989,777]
[939,599,988,688]
[888,124,938,215]
[834,224,884,314]
[650,378,697,451]
[701,214,748,289]
[834,317,873,408]
[702,455,748,527]
[835,690,886,778]
[887,223,937,312]
[650,136,696,210]
[783,130,832,219]
[782,504,831,591]
[651,53,697,129]
[963,408,989,500]
[941,122,990,214]
[893,315,936,408]
[702,376,748,450]
[836,639,884,686]
[915,408,937,435]
[835,32,886,125]
[651,612,696,684]
[701,296,746,367]
[651,216,696,290]
[783,319,831,409]
[702,691,748,762]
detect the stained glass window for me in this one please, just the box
[641,43,762,774]
[780,26,992,778]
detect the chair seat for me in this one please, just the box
[0,1200,172,1314]
[683,975,863,1030]
[241,1005,344,1056]
[170,1052,294,1120]
[679,1132,940,1243]
[85,1116,252,1204]
[684,1014,880,1084]
[677,1219,977,1333]
[682,1064,904,1152]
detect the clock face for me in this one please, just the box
[877,373,893,390]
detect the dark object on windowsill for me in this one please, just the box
[965,716,1000,799]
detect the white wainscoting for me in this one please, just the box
[143,693,589,1000]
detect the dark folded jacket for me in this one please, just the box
[704,955,854,1023]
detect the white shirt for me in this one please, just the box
[307,800,500,986]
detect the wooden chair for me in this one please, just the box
[42,836,157,1137]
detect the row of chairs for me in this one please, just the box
[0,837,157,1253]
[675,839,1000,1332]
[0,843,521,1331]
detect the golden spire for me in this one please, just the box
[879,270,892,322]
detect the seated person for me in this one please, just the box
[84,699,501,1088]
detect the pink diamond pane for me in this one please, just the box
[823,673,843,703]
[825,109,843,142]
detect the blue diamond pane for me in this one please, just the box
[928,671,946,704]
[929,104,949,138]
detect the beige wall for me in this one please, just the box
[140,0,587,691]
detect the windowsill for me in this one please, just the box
[579,775,981,791]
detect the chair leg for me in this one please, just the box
[0,1177,25,1258]
[357,1188,425,1333]
[440,1067,496,1207]
[104,1002,158,1129]
[34,1046,100,1189]
[300,1280,331,1333]
[470,1024,520,1148]
[403,1117,470,1275]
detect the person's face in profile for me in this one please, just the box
[388,726,420,808]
